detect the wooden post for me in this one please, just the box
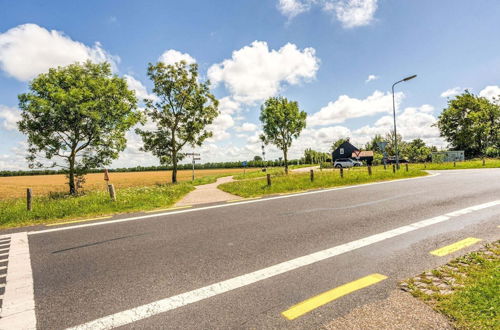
[367,166,372,176]
[424,162,427,169]
[482,158,485,166]
[27,188,32,211]
[453,161,456,167]
[310,169,314,182]
[383,164,386,170]
[340,167,344,178]
[108,184,116,201]
[266,174,271,186]
[392,164,396,173]
[405,163,409,172]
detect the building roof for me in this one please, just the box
[352,150,374,158]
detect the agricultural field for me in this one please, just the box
[0,168,256,200]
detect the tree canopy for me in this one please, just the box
[18,61,140,194]
[260,97,306,174]
[330,138,350,152]
[437,91,500,157]
[136,60,219,183]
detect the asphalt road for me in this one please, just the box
[7,169,500,329]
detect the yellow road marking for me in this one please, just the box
[46,216,112,226]
[226,197,261,203]
[144,205,192,213]
[281,273,387,320]
[430,237,482,257]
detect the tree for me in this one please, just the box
[330,138,349,152]
[437,91,500,157]
[136,61,219,183]
[364,134,384,152]
[402,138,432,162]
[384,131,406,158]
[259,97,306,174]
[18,61,140,195]
[253,155,262,161]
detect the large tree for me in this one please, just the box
[18,61,140,195]
[401,138,432,162]
[437,91,500,157]
[259,97,306,174]
[136,61,219,183]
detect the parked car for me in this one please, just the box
[334,158,361,168]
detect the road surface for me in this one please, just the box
[1,169,500,329]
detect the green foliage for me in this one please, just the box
[303,148,330,164]
[17,61,140,195]
[260,97,307,174]
[364,134,385,152]
[220,166,426,197]
[136,60,219,183]
[253,155,262,161]
[401,138,432,162]
[437,91,500,157]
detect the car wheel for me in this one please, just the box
[335,164,342,168]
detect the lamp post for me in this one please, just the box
[392,74,417,169]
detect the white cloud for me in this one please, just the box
[235,122,257,132]
[208,41,319,104]
[218,97,240,115]
[277,0,311,19]
[124,75,155,101]
[308,90,404,126]
[206,113,235,142]
[440,87,464,98]
[479,85,500,102]
[365,74,378,83]
[158,49,196,65]
[323,0,378,28]
[353,105,445,147]
[0,24,118,81]
[0,105,21,131]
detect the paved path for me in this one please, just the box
[291,165,320,173]
[2,169,500,329]
[175,176,239,206]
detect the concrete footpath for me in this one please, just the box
[175,176,240,206]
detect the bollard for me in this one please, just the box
[392,164,396,173]
[310,169,314,182]
[340,167,344,178]
[27,188,32,211]
[405,163,409,172]
[108,184,116,201]
[367,166,372,176]
[267,173,271,186]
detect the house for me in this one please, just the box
[331,140,374,165]
[331,140,359,160]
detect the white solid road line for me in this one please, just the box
[66,199,500,330]
[31,173,440,236]
[0,232,36,330]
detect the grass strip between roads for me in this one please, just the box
[0,175,226,229]
[404,241,499,329]
[220,166,427,198]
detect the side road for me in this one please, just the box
[175,176,239,206]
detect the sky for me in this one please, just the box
[1,0,500,170]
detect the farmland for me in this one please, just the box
[0,168,256,200]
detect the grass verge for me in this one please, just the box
[414,158,500,170]
[220,166,426,197]
[0,174,227,229]
[402,241,499,329]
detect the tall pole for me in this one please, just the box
[391,74,417,170]
[192,153,195,181]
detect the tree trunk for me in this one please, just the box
[172,151,178,184]
[284,148,288,175]
[68,155,76,195]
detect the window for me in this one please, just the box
[340,148,344,155]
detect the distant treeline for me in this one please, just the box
[0,159,303,177]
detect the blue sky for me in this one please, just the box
[1,0,500,169]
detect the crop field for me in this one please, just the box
[0,168,256,200]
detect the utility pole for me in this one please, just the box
[185,152,201,181]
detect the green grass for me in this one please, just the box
[413,158,500,170]
[220,166,426,197]
[0,174,233,229]
[232,167,285,180]
[410,242,500,329]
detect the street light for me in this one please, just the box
[392,74,417,168]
